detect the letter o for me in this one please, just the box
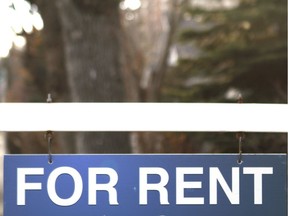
[47,167,83,206]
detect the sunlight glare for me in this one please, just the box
[22,19,34,34]
[0,22,13,58]
[13,35,27,50]
[32,13,44,31]
[0,48,10,58]
[0,0,44,58]
[120,0,141,11]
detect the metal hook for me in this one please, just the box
[236,94,244,164]
[45,131,53,164]
[236,132,245,164]
[47,93,52,103]
[237,135,243,164]
[46,93,53,164]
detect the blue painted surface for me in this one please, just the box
[4,154,287,216]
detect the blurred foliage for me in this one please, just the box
[163,0,287,103]
[72,0,121,15]
[161,0,287,153]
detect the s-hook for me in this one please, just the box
[236,94,245,164]
[45,93,53,164]
[45,131,53,164]
[236,132,245,164]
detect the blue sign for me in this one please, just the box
[4,154,287,216]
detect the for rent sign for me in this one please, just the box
[4,154,287,216]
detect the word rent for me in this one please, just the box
[17,166,273,206]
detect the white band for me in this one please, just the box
[0,103,287,132]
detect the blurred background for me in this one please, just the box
[0,0,287,214]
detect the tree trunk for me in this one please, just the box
[122,0,188,153]
[36,0,75,153]
[56,0,130,153]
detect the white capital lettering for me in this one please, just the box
[139,167,169,205]
[88,168,119,205]
[176,167,204,204]
[243,167,273,204]
[210,167,240,205]
[17,168,44,205]
[47,167,83,206]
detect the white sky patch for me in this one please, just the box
[0,47,10,58]
[32,12,44,31]
[0,26,14,58]
[13,35,27,50]
[0,0,44,58]
[120,0,142,11]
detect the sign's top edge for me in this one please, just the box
[0,102,288,106]
[4,153,287,156]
